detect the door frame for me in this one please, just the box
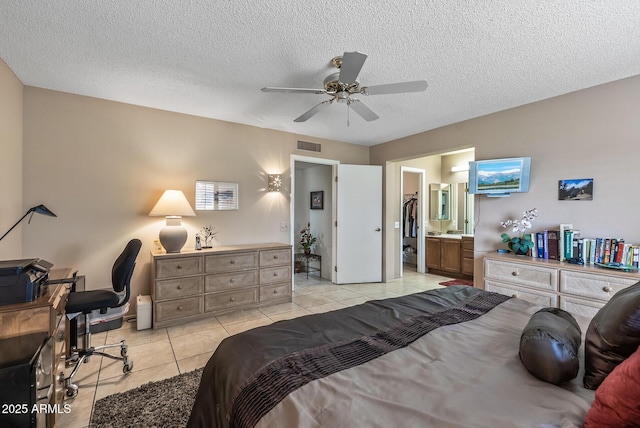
[400,166,426,275]
[290,155,340,287]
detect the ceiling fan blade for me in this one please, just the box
[348,99,379,122]
[362,80,428,95]
[261,87,326,94]
[338,51,368,83]
[293,101,331,122]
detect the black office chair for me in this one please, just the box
[64,238,142,397]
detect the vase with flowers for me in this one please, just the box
[299,222,317,254]
[500,208,538,255]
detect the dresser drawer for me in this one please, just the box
[205,252,258,273]
[559,295,605,319]
[156,276,203,300]
[156,256,202,279]
[485,279,558,307]
[260,283,291,302]
[560,270,637,302]
[155,296,203,322]
[205,288,258,312]
[260,248,291,267]
[484,259,557,292]
[205,270,258,293]
[260,265,292,285]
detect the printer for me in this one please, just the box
[0,259,53,305]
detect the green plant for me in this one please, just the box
[299,223,317,250]
[500,208,538,254]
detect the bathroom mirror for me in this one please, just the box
[429,183,451,221]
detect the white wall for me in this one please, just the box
[0,59,24,259]
[22,87,368,306]
[372,75,640,283]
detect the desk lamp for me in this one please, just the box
[0,204,57,242]
[149,190,196,253]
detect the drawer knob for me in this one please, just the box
[230,278,235,283]
[511,271,519,277]
[273,272,278,277]
[230,297,235,302]
[177,265,182,269]
[177,305,183,311]
[512,293,518,298]
[603,286,612,293]
[273,255,278,259]
[273,289,278,294]
[177,285,183,290]
[230,260,235,264]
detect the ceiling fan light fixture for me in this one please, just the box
[336,91,349,103]
[261,51,428,123]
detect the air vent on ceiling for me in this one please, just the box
[297,140,321,152]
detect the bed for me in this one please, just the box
[187,286,596,428]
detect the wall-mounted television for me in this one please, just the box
[468,157,531,197]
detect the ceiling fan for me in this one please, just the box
[261,51,428,123]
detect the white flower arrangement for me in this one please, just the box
[500,208,538,254]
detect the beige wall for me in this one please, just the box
[0,58,24,259]
[372,75,640,283]
[22,87,368,305]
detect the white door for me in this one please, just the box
[335,164,382,284]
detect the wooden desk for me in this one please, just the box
[0,268,72,428]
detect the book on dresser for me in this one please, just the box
[532,227,639,268]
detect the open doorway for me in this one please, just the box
[291,156,337,288]
[393,148,475,280]
[401,167,425,276]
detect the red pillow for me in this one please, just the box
[584,345,640,427]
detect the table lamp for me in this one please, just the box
[149,190,196,253]
[0,204,57,242]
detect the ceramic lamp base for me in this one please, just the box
[159,224,187,253]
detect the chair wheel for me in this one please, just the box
[66,384,78,398]
[123,361,134,373]
[120,345,128,357]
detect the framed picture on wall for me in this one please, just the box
[310,191,324,210]
[558,179,593,201]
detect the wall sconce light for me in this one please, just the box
[268,174,282,192]
[149,190,196,253]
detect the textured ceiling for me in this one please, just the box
[2,1,640,146]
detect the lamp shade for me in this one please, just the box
[149,190,195,253]
[149,190,196,217]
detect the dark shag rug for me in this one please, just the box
[439,279,474,287]
[91,367,203,428]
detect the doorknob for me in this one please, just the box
[375,227,381,232]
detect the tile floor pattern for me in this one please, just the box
[56,269,451,427]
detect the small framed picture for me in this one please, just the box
[310,191,324,210]
[558,179,593,201]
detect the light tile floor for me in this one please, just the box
[56,269,450,427]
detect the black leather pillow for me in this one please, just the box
[583,281,640,390]
[519,307,581,385]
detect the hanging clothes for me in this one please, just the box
[403,195,418,238]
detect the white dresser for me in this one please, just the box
[484,253,639,318]
[150,243,292,328]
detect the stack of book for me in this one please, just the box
[530,225,640,268]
